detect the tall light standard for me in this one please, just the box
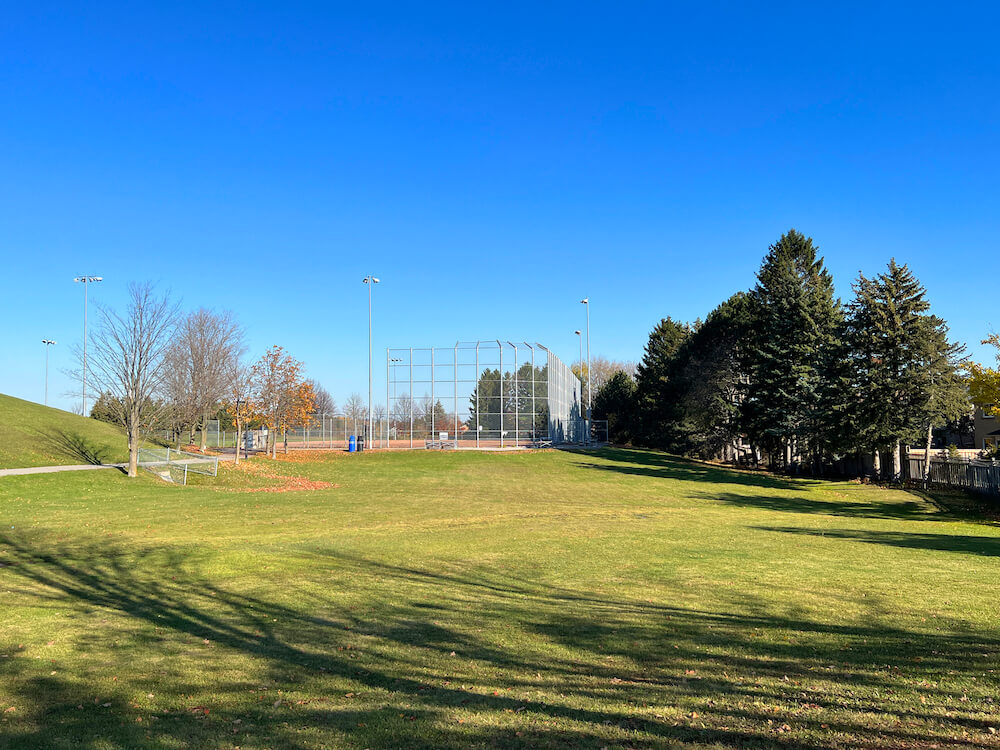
[574,330,582,373]
[42,340,56,406]
[73,275,103,415]
[363,275,380,446]
[580,297,592,442]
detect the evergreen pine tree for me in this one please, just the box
[744,229,842,470]
[673,292,754,460]
[846,259,967,479]
[89,391,120,424]
[634,317,689,449]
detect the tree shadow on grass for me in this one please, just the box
[1,533,999,748]
[32,428,115,466]
[754,525,1000,558]
[578,449,949,522]
[702,490,942,521]
[576,448,809,492]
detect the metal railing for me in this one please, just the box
[137,446,219,485]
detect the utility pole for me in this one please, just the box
[73,275,103,415]
[574,329,582,376]
[580,297,592,443]
[42,339,56,406]
[363,275,380,446]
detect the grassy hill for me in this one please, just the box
[0,393,129,468]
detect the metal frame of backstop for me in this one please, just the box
[386,341,584,448]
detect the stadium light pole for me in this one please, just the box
[580,298,591,443]
[363,275,379,446]
[73,275,103,416]
[42,340,56,406]
[574,330,582,375]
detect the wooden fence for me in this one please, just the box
[906,456,1000,497]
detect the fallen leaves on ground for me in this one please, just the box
[222,460,335,493]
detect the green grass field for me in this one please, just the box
[0,394,128,469]
[1,447,999,749]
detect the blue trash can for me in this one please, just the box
[348,435,357,453]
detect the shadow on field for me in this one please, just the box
[756,526,1000,557]
[706,491,939,521]
[578,448,806,491]
[1,533,999,748]
[33,428,114,466]
[582,449,949,522]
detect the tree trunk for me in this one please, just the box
[127,427,139,478]
[235,417,242,465]
[892,441,902,482]
[872,449,881,481]
[922,420,933,488]
[200,412,208,452]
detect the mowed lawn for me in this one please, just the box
[1,448,999,749]
[0,394,129,469]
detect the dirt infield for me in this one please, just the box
[279,438,539,451]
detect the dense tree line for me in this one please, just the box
[592,230,969,479]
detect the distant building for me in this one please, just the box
[974,405,1000,451]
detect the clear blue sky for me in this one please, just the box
[2,2,998,411]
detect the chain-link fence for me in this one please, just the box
[151,426,239,449]
[151,415,369,453]
[384,341,591,449]
[590,419,609,444]
[275,414,383,449]
[148,340,604,453]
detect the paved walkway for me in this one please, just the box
[0,463,126,477]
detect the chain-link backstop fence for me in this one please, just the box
[384,341,588,448]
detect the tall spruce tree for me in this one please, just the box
[744,230,842,471]
[846,260,967,480]
[673,292,755,461]
[634,317,689,449]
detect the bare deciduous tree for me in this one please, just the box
[372,403,387,440]
[79,283,178,477]
[344,392,366,436]
[225,357,257,464]
[163,350,200,447]
[165,309,245,451]
[306,379,336,416]
[572,355,637,407]
[391,393,413,435]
